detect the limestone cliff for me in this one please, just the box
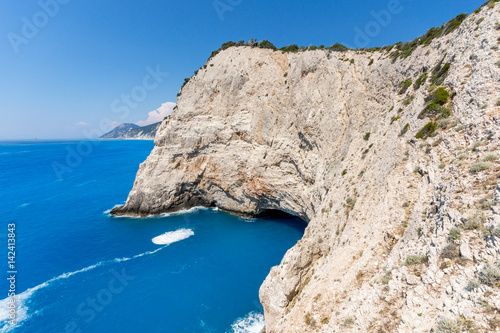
[112,3,500,332]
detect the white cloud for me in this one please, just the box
[107,121,121,131]
[76,121,90,127]
[136,102,176,127]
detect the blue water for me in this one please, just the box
[0,140,305,333]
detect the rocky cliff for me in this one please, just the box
[112,3,500,332]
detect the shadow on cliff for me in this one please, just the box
[255,209,307,233]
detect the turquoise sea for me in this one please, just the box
[0,140,305,333]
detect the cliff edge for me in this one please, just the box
[112,3,500,332]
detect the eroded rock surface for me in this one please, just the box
[113,5,500,332]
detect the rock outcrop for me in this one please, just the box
[112,3,500,332]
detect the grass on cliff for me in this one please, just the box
[416,85,454,139]
[414,72,428,90]
[470,162,490,173]
[448,227,462,241]
[479,261,500,287]
[430,62,451,86]
[399,80,412,95]
[416,122,438,140]
[420,86,450,119]
[435,316,475,333]
[405,255,429,266]
[389,13,467,61]
[206,8,470,63]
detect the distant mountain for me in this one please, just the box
[100,122,161,139]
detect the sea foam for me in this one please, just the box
[229,312,265,333]
[106,205,212,219]
[0,228,193,332]
[152,228,194,245]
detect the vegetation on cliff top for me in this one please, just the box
[206,9,470,61]
[176,0,495,98]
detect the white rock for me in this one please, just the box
[460,241,473,261]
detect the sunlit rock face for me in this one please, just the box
[113,5,500,331]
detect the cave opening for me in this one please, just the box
[256,209,307,229]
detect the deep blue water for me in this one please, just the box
[0,140,305,333]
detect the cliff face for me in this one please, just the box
[112,4,500,332]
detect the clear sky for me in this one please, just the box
[0,0,486,139]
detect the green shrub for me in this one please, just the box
[483,225,493,239]
[441,244,459,259]
[209,41,237,60]
[328,43,349,52]
[436,317,461,333]
[494,224,500,238]
[399,80,412,95]
[478,199,495,210]
[342,169,347,176]
[391,13,466,59]
[426,102,443,113]
[438,118,452,129]
[433,87,450,104]
[472,140,485,151]
[467,280,480,291]
[431,63,451,86]
[414,72,428,90]
[280,44,300,53]
[479,264,500,287]
[381,270,392,285]
[342,317,354,327]
[400,123,410,136]
[439,163,446,169]
[448,227,462,241]
[420,87,450,119]
[444,13,467,33]
[346,197,355,210]
[368,59,374,66]
[416,122,438,139]
[405,255,428,266]
[391,116,400,123]
[440,108,452,118]
[483,154,498,162]
[180,77,191,90]
[432,137,443,146]
[464,217,483,230]
[257,40,277,50]
[470,162,490,173]
[364,132,371,141]
[305,312,315,326]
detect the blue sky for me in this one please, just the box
[0,0,486,139]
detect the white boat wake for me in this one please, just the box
[0,228,194,333]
